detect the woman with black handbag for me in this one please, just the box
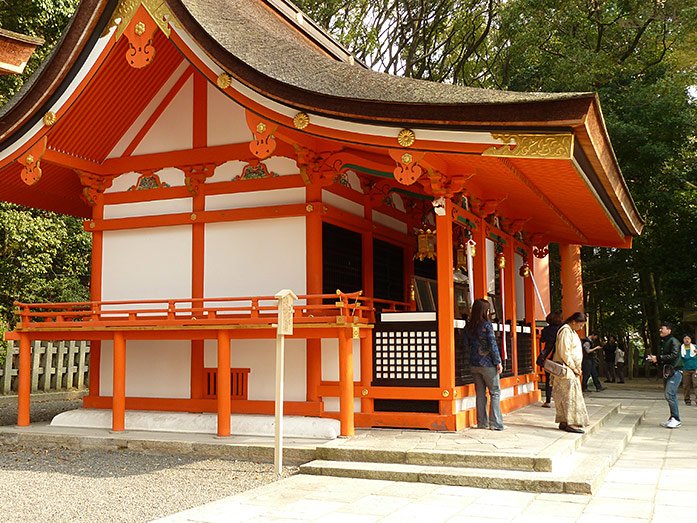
[464,298,504,430]
[552,312,590,433]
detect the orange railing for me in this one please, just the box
[12,291,400,331]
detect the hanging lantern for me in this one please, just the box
[416,229,436,260]
[519,263,531,278]
[456,243,467,269]
[495,252,506,269]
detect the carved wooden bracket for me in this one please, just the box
[294,146,336,187]
[18,136,47,186]
[471,197,505,218]
[360,177,395,207]
[123,5,159,69]
[421,169,472,198]
[77,170,117,206]
[245,112,278,160]
[501,217,530,236]
[529,233,550,258]
[388,149,425,186]
[183,164,215,195]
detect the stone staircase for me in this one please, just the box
[300,403,645,495]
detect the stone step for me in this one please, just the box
[300,408,644,495]
[315,403,621,474]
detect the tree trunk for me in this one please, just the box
[640,269,661,354]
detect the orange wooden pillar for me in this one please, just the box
[472,218,488,300]
[559,243,584,317]
[360,201,374,415]
[435,201,455,415]
[89,201,104,398]
[217,329,231,437]
[112,331,126,432]
[504,240,518,375]
[359,334,373,415]
[17,334,31,427]
[306,187,322,402]
[338,328,355,436]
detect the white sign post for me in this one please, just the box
[274,289,297,479]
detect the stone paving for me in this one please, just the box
[155,383,697,523]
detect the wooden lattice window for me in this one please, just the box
[372,322,439,387]
[203,368,250,399]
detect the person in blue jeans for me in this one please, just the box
[464,298,504,430]
[647,322,682,429]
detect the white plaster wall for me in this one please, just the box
[203,339,306,401]
[107,171,141,193]
[372,210,407,234]
[100,340,191,398]
[456,396,477,412]
[322,190,363,217]
[518,382,535,394]
[204,218,306,297]
[263,157,298,176]
[345,171,363,193]
[486,238,496,294]
[320,338,361,381]
[515,253,526,321]
[155,167,186,188]
[205,188,305,212]
[323,397,362,413]
[102,226,192,301]
[501,385,516,400]
[134,76,193,155]
[103,198,192,219]
[207,82,253,147]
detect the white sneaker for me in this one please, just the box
[660,418,674,427]
[666,418,682,429]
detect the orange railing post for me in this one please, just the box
[217,329,231,437]
[338,328,355,436]
[112,331,126,432]
[17,334,31,426]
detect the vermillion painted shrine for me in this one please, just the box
[0,0,643,436]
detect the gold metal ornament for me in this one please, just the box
[442,389,450,398]
[482,133,574,159]
[216,73,231,89]
[190,213,197,221]
[397,128,416,147]
[495,252,506,269]
[43,111,57,126]
[134,21,146,36]
[519,263,531,278]
[306,204,314,212]
[361,389,369,396]
[293,112,310,130]
[89,221,96,229]
[256,122,267,134]
[456,244,467,269]
[401,152,413,165]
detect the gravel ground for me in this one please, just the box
[0,395,297,522]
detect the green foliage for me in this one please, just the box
[0,203,91,326]
[0,0,79,105]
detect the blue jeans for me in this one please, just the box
[665,370,683,421]
[472,366,503,429]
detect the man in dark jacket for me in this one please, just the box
[648,322,682,429]
[581,334,605,392]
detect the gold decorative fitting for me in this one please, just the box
[105,0,178,41]
[306,204,314,212]
[519,263,531,278]
[89,221,96,229]
[190,213,197,221]
[43,111,57,126]
[482,133,574,159]
[397,128,416,147]
[134,21,146,36]
[352,325,360,339]
[495,253,506,269]
[293,112,310,130]
[416,229,436,261]
[401,152,413,165]
[25,155,34,164]
[256,122,267,134]
[442,390,450,398]
[216,73,231,89]
[361,389,368,397]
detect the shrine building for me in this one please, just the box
[0,0,643,437]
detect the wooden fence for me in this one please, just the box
[0,340,89,394]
